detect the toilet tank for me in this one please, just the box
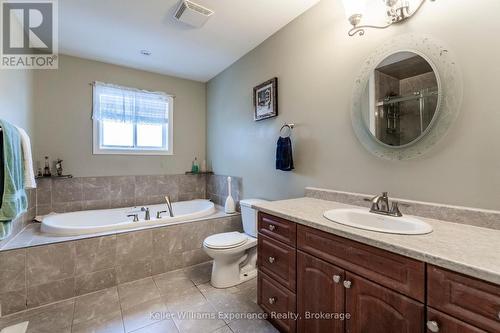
[239,199,268,238]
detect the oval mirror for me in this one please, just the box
[361,51,440,147]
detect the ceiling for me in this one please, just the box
[59,0,320,82]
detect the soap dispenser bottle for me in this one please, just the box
[191,157,199,173]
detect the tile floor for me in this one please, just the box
[0,262,278,333]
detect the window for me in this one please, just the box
[92,82,173,155]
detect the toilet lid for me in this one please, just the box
[204,232,248,249]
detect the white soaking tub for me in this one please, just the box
[41,199,216,236]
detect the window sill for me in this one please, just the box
[93,148,174,156]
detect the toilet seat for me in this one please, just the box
[204,232,248,249]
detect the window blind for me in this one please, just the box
[92,82,170,125]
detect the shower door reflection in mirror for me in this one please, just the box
[362,51,440,147]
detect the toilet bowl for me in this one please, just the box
[203,199,267,288]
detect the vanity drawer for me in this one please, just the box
[258,271,297,333]
[427,308,486,333]
[258,233,296,292]
[258,212,297,246]
[427,265,500,332]
[297,224,425,301]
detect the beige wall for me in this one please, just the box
[0,70,34,135]
[34,55,206,177]
[207,0,500,210]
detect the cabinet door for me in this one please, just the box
[426,308,487,333]
[345,272,424,333]
[297,251,345,333]
[427,265,500,332]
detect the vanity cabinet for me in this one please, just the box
[296,225,425,333]
[426,308,487,333]
[297,251,345,333]
[257,213,298,332]
[257,212,499,333]
[427,265,500,332]
[345,272,424,333]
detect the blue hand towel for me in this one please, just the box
[276,136,294,171]
[0,119,28,240]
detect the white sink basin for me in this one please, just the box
[323,208,433,235]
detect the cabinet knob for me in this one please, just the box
[426,321,439,332]
[268,225,276,231]
[268,297,276,305]
[333,275,341,283]
[343,280,352,289]
[268,257,275,264]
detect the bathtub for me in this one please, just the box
[41,199,216,236]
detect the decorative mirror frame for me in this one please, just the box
[351,34,463,160]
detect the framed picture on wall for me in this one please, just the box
[253,77,278,121]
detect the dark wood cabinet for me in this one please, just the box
[258,233,296,292]
[257,212,499,333]
[258,272,297,333]
[426,308,487,333]
[297,251,345,333]
[345,272,424,333]
[427,265,500,332]
[297,224,425,302]
[258,212,297,246]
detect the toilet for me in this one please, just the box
[203,199,267,288]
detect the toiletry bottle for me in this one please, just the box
[191,157,199,173]
[43,156,51,177]
[55,159,63,176]
[194,158,199,173]
[201,159,207,173]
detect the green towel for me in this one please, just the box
[0,119,28,240]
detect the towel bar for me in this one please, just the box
[279,123,294,137]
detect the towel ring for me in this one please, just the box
[279,123,295,138]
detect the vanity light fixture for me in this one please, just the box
[342,0,435,36]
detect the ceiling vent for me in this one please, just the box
[174,0,214,28]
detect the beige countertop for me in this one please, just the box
[252,197,500,285]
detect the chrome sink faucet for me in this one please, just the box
[369,192,403,217]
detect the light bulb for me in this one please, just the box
[341,0,366,26]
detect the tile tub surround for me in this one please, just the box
[207,174,242,209]
[0,262,277,333]
[305,187,500,230]
[0,188,36,249]
[0,213,242,316]
[35,174,208,216]
[252,197,500,286]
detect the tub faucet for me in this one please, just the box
[141,207,151,221]
[156,210,168,219]
[164,196,174,217]
[127,214,139,222]
[369,192,402,217]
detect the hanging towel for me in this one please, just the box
[0,119,28,240]
[15,126,36,189]
[276,136,294,171]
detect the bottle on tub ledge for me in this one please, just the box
[43,156,51,177]
[191,157,200,174]
[224,176,236,214]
